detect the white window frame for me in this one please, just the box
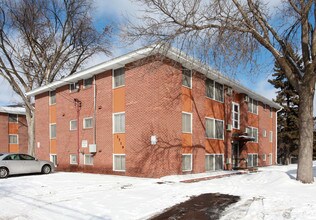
[70,154,78,165]
[113,67,125,88]
[182,67,192,89]
[113,112,125,133]
[182,154,192,171]
[84,154,94,165]
[8,114,18,123]
[269,153,273,165]
[205,117,224,140]
[49,123,56,139]
[263,129,267,137]
[232,102,240,129]
[69,120,77,131]
[247,126,258,143]
[83,77,93,89]
[113,154,126,172]
[83,117,93,129]
[205,79,224,103]
[205,154,224,171]
[182,112,192,133]
[50,154,57,167]
[269,131,273,142]
[247,153,258,167]
[69,82,79,93]
[49,90,56,105]
[8,134,18,144]
[262,154,266,161]
[248,98,258,114]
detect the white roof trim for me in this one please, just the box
[25,44,281,109]
[0,107,26,115]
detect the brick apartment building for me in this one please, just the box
[0,106,28,153]
[26,45,281,177]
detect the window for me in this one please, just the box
[246,127,258,143]
[69,82,79,92]
[269,131,273,142]
[269,153,273,165]
[70,120,77,131]
[205,154,223,171]
[70,154,77,165]
[50,154,57,167]
[262,154,266,161]
[263,129,267,137]
[113,68,125,88]
[205,118,224,139]
[182,112,192,133]
[205,79,224,102]
[8,114,18,123]
[248,98,258,114]
[84,154,93,165]
[83,117,93,129]
[247,154,258,167]
[113,113,125,133]
[270,107,273,118]
[49,90,56,105]
[83,77,93,88]
[182,154,192,171]
[113,154,126,171]
[9,134,18,144]
[232,102,240,129]
[182,68,192,88]
[50,124,56,139]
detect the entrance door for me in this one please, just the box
[232,142,239,168]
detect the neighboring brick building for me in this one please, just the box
[26,45,281,177]
[0,106,28,153]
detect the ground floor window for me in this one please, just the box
[269,153,273,165]
[70,154,77,165]
[247,154,258,167]
[205,154,223,171]
[50,154,57,167]
[182,154,192,171]
[262,154,266,161]
[84,154,93,165]
[113,154,126,171]
[9,134,18,144]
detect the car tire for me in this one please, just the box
[0,167,9,178]
[42,165,51,174]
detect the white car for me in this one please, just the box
[0,153,55,178]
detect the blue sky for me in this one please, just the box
[0,0,306,111]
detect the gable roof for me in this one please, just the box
[25,44,281,109]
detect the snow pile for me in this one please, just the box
[0,162,315,220]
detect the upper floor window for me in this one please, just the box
[113,113,125,133]
[9,134,18,144]
[49,90,56,105]
[83,77,93,88]
[113,68,125,88]
[232,102,240,129]
[8,114,18,123]
[182,68,192,88]
[69,82,79,93]
[248,98,258,114]
[205,79,224,102]
[246,127,258,143]
[182,112,192,133]
[70,120,77,131]
[270,107,273,118]
[205,118,224,140]
[83,117,93,129]
[50,123,56,139]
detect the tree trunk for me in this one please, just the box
[25,106,35,157]
[297,86,314,183]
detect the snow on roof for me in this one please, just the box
[0,106,26,115]
[25,44,281,109]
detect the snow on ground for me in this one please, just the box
[0,162,315,220]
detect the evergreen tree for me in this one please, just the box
[269,59,300,165]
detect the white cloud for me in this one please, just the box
[253,78,277,101]
[0,78,22,106]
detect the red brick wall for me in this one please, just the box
[0,113,8,152]
[17,115,28,153]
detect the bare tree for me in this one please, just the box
[0,0,111,156]
[124,0,315,183]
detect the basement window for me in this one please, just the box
[113,154,126,171]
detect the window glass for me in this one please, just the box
[215,155,223,170]
[205,155,215,171]
[182,68,191,88]
[182,113,192,133]
[84,118,93,129]
[9,114,18,123]
[182,154,192,171]
[205,118,214,138]
[113,68,125,88]
[49,90,56,105]
[70,154,77,164]
[69,82,79,92]
[9,134,18,144]
[50,154,57,167]
[232,103,240,129]
[206,118,223,139]
[70,120,77,130]
[215,120,224,139]
[114,113,125,133]
[50,124,56,139]
[83,77,93,88]
[205,79,214,99]
[84,154,93,165]
[269,131,273,142]
[215,82,224,102]
[114,155,126,171]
